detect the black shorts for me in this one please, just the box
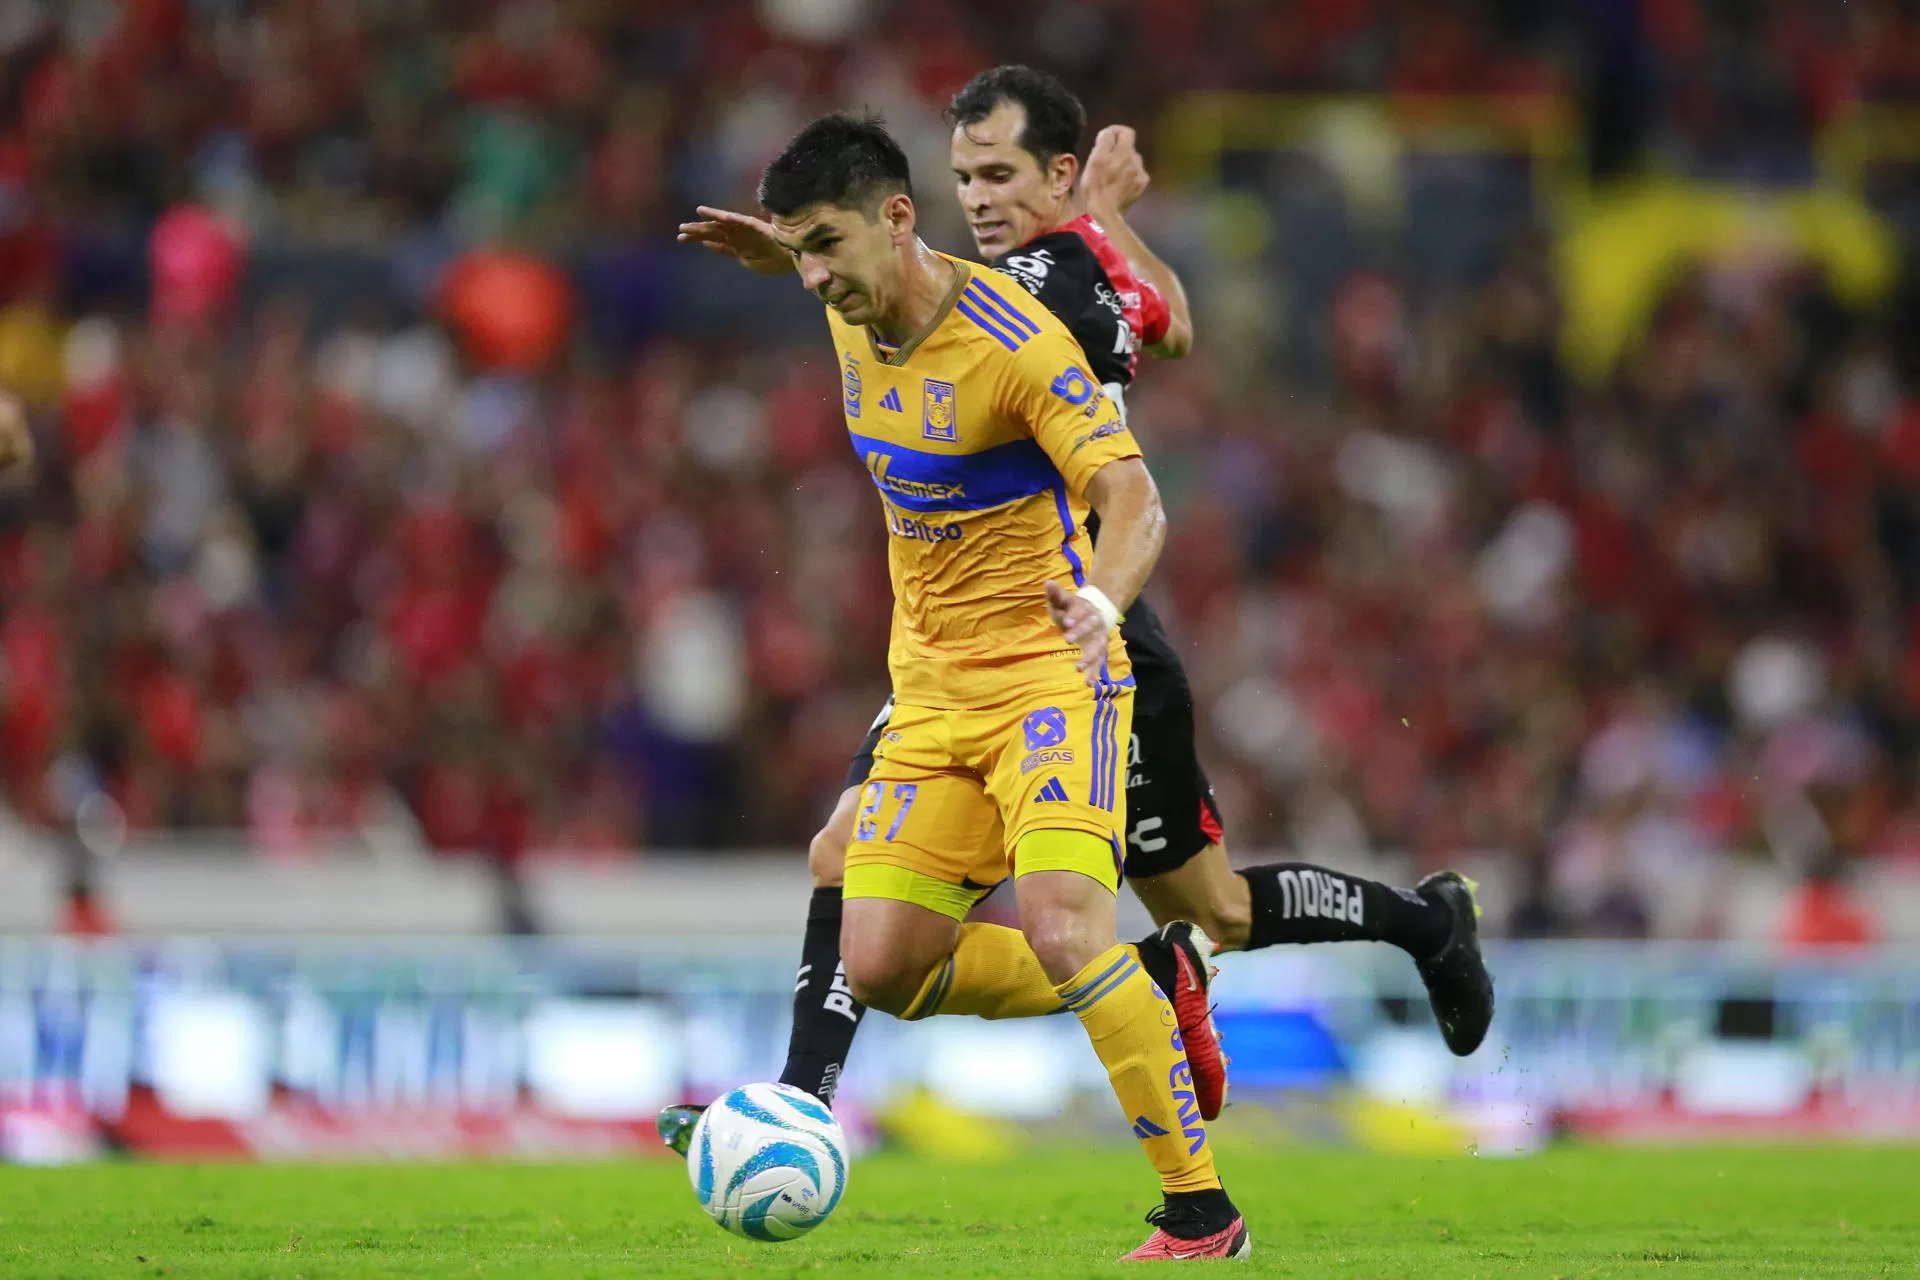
[842,595,1223,879]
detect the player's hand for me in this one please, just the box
[1046,580,1110,685]
[677,206,793,275]
[1080,125,1150,216]
[0,391,33,477]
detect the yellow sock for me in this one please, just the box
[1058,944,1221,1194]
[902,923,1063,1020]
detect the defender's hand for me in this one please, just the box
[1081,125,1150,216]
[677,205,793,275]
[0,391,32,476]
[1046,579,1110,686]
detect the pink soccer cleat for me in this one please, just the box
[1122,1204,1252,1261]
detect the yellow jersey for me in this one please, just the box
[825,253,1144,710]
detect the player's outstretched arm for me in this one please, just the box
[1079,126,1193,360]
[1046,456,1165,681]
[0,390,34,477]
[676,205,794,275]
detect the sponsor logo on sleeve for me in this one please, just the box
[842,351,861,418]
[1050,366,1099,408]
[1071,406,1129,453]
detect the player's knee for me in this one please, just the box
[839,966,893,1012]
[838,939,925,1015]
[841,961,923,1016]
[807,825,849,889]
[1021,914,1098,987]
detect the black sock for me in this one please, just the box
[1161,1186,1238,1235]
[1132,927,1180,998]
[1238,863,1451,958]
[777,887,866,1106]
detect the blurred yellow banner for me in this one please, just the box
[1556,181,1898,382]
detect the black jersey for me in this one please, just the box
[990,214,1170,416]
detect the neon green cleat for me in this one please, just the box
[656,1103,706,1157]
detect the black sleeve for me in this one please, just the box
[990,233,1133,389]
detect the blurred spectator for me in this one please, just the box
[1779,855,1879,949]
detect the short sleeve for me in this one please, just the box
[1137,277,1171,348]
[1003,328,1143,497]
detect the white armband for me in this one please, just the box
[1076,585,1124,632]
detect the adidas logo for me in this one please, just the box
[1034,777,1069,803]
[879,387,902,412]
[1132,1115,1169,1139]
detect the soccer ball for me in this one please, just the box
[687,1083,848,1240]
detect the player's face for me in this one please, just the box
[951,103,1076,260]
[771,198,907,327]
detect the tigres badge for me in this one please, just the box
[922,378,956,441]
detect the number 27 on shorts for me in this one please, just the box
[855,782,918,841]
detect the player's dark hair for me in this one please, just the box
[758,112,912,219]
[947,65,1086,168]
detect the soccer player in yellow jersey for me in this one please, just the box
[686,114,1249,1259]
[669,72,1497,1187]
[673,72,1491,1154]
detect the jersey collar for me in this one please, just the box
[867,257,970,367]
[1020,211,1084,249]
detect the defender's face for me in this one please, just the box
[951,102,1065,260]
[771,202,899,327]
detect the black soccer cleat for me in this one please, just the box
[1413,871,1495,1057]
[656,1103,706,1157]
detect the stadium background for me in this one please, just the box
[1,0,1920,1166]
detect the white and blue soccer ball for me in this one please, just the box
[687,1083,848,1241]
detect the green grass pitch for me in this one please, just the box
[1,1145,1912,1278]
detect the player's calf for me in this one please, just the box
[1128,844,1253,953]
[1236,861,1452,957]
[1192,893,1251,955]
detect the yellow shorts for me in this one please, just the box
[842,678,1134,918]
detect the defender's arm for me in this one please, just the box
[1079,126,1193,359]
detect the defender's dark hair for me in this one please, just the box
[758,112,912,218]
[947,65,1086,168]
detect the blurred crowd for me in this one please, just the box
[4,0,1920,941]
[8,1,1920,246]
[1172,252,1917,945]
